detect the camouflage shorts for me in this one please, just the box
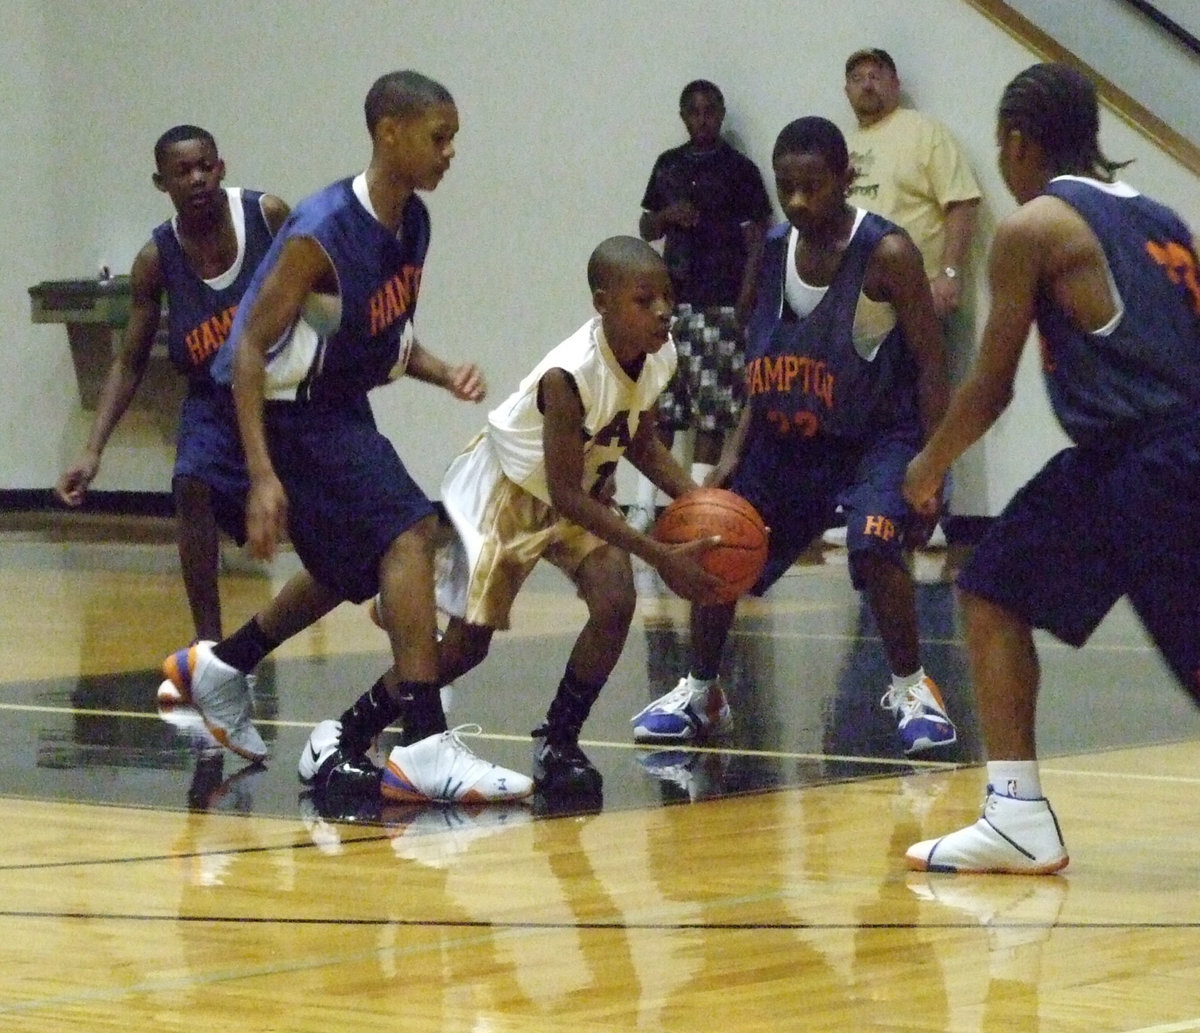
[658,304,745,433]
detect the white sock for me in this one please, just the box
[987,760,1043,800]
[890,667,926,693]
[690,461,716,486]
[686,673,716,692]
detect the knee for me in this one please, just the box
[440,622,490,681]
[382,513,439,567]
[579,550,636,630]
[959,588,1019,636]
[586,571,637,632]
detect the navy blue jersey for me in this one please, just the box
[212,177,430,404]
[742,213,918,444]
[152,188,274,382]
[641,141,772,308]
[1037,177,1200,446]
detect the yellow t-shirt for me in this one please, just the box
[846,107,981,281]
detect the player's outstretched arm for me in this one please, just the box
[57,241,164,506]
[904,209,1042,512]
[405,340,486,402]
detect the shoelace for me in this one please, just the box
[443,724,490,763]
[880,685,930,723]
[656,681,701,712]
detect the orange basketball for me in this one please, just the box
[652,488,769,605]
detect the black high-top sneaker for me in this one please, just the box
[531,725,603,799]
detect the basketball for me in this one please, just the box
[652,488,768,605]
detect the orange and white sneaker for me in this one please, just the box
[381,725,533,804]
[161,641,267,763]
[906,788,1069,875]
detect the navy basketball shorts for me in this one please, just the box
[657,304,745,434]
[729,423,916,594]
[172,386,250,544]
[265,397,436,604]
[958,419,1200,700]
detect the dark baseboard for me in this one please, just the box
[0,489,175,518]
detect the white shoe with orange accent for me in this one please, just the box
[161,641,267,763]
[906,788,1069,875]
[381,725,533,804]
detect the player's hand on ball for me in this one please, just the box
[656,537,726,603]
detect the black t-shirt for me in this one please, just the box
[641,140,772,307]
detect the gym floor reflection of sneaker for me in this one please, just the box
[386,802,531,869]
[636,748,727,801]
[161,641,267,763]
[205,762,266,814]
[298,790,385,856]
[632,676,732,742]
[907,870,1068,950]
[880,676,957,755]
[906,788,1069,875]
[382,725,534,804]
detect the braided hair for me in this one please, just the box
[998,63,1130,180]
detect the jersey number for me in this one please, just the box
[1146,240,1200,315]
[765,410,821,438]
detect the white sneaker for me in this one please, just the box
[821,525,849,547]
[381,725,534,804]
[631,677,733,742]
[161,641,267,763]
[157,698,223,755]
[298,719,342,783]
[881,676,957,754]
[298,794,345,856]
[906,789,1069,874]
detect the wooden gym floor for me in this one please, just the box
[2,512,1199,1032]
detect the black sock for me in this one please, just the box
[212,617,280,673]
[542,667,605,748]
[337,678,403,756]
[398,683,447,746]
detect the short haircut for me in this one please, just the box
[154,125,216,169]
[679,79,724,110]
[364,70,454,135]
[998,62,1128,180]
[844,47,897,77]
[587,235,665,292]
[772,116,849,173]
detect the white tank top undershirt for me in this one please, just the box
[784,207,898,362]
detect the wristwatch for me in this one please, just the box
[942,266,958,279]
